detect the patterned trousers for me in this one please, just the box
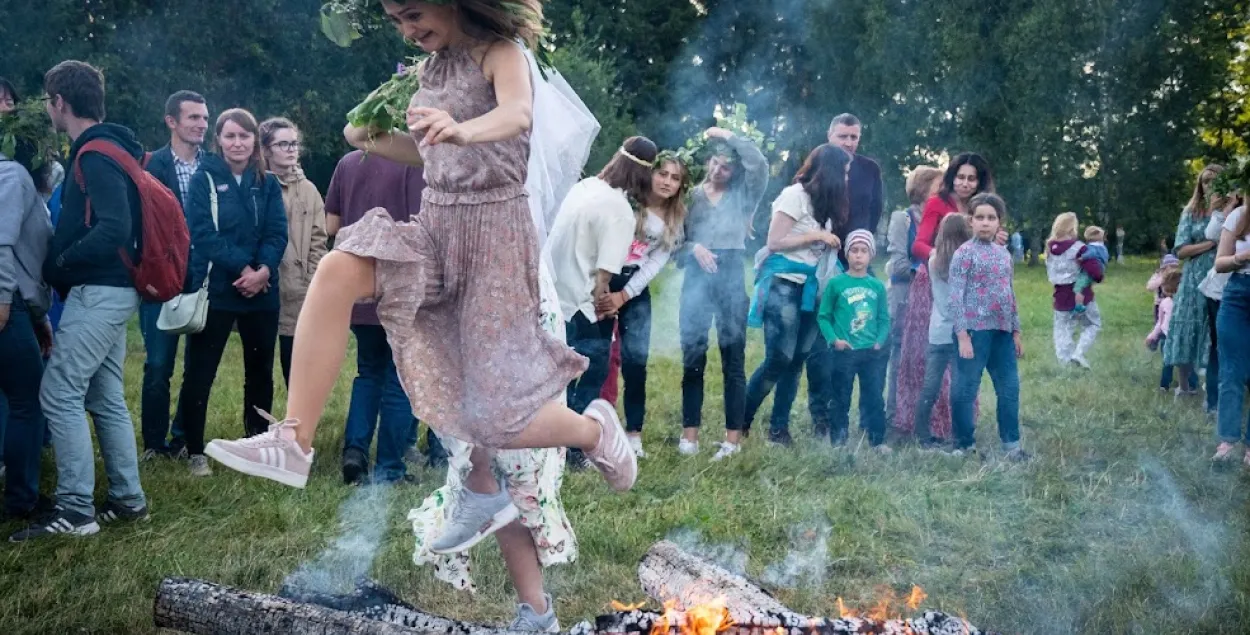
[1053,301,1101,363]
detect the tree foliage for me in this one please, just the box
[0,0,1242,252]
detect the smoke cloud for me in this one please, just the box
[282,485,396,596]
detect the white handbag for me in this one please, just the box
[157,173,218,334]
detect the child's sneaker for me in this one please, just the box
[205,416,314,489]
[9,509,99,542]
[677,438,699,456]
[1072,355,1091,370]
[510,593,559,632]
[945,445,977,458]
[429,481,518,554]
[711,442,740,462]
[188,454,212,477]
[583,400,637,492]
[628,436,647,459]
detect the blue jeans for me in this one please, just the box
[41,285,145,517]
[952,330,1021,450]
[345,325,413,481]
[744,278,820,436]
[829,347,888,445]
[914,343,957,442]
[565,312,615,414]
[138,301,184,452]
[1217,275,1250,443]
[0,297,46,514]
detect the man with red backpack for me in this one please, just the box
[11,61,154,541]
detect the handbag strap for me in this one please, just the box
[199,172,220,291]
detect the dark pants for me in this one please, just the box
[914,342,957,442]
[279,334,294,389]
[345,325,412,482]
[1205,297,1221,412]
[952,330,1020,450]
[1217,275,1250,443]
[0,298,45,514]
[137,301,185,452]
[178,308,279,455]
[565,312,615,415]
[744,278,819,437]
[679,254,748,431]
[609,269,652,433]
[829,347,888,445]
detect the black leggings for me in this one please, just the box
[609,269,653,433]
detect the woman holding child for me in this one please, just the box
[1164,164,1223,398]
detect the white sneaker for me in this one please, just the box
[628,436,647,458]
[711,442,740,462]
[205,414,314,488]
[1072,355,1091,369]
[188,455,212,477]
[678,438,699,456]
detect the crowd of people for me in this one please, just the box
[1,0,1248,629]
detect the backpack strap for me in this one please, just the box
[72,139,143,226]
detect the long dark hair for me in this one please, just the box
[939,152,994,205]
[599,136,658,219]
[793,144,851,233]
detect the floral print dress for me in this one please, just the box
[1163,207,1214,368]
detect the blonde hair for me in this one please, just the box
[649,158,689,251]
[932,213,972,282]
[1084,225,1105,242]
[1047,212,1079,250]
[905,166,943,206]
[1187,164,1224,218]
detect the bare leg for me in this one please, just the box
[496,520,547,611]
[288,252,376,452]
[465,447,500,494]
[681,428,699,443]
[501,401,602,451]
[724,430,742,444]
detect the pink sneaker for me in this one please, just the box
[583,400,637,491]
[205,417,314,489]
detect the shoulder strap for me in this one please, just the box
[199,172,219,290]
[73,139,144,226]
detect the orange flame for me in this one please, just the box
[612,600,647,612]
[648,597,733,635]
[835,586,927,622]
[906,586,927,611]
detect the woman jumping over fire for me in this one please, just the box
[206,1,628,629]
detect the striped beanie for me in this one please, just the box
[844,229,876,258]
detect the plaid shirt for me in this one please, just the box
[172,148,203,209]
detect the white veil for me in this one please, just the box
[522,48,601,246]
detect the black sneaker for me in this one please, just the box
[565,448,590,471]
[767,429,794,447]
[98,500,150,523]
[9,509,100,542]
[342,447,370,485]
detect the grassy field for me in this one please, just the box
[1,259,1248,634]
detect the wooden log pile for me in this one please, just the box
[154,541,997,635]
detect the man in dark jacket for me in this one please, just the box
[806,113,886,437]
[138,90,208,461]
[11,61,149,542]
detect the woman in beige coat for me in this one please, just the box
[261,117,328,386]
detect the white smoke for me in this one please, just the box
[282,485,395,595]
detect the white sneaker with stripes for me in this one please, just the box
[205,418,314,489]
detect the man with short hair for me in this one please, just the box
[10,61,148,541]
[137,90,208,460]
[807,113,885,436]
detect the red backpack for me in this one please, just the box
[72,140,190,303]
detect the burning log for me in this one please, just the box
[153,577,533,635]
[154,542,997,635]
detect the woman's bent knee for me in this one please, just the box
[316,251,376,301]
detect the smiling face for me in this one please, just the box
[265,126,300,172]
[219,120,256,170]
[382,1,463,52]
[953,163,979,201]
[970,203,1000,241]
[652,160,684,201]
[169,100,209,147]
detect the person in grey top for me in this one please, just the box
[676,127,768,455]
[0,137,55,520]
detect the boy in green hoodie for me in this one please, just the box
[817,230,891,450]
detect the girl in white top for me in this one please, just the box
[1211,194,1250,465]
[595,152,690,456]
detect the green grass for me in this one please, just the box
[2,259,1249,634]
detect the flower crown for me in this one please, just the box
[0,99,65,173]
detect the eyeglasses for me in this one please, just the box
[270,141,301,152]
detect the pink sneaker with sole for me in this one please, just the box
[583,400,637,491]
[205,416,314,489]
